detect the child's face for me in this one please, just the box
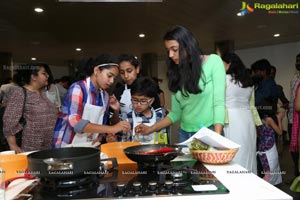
[119,61,140,86]
[131,95,154,114]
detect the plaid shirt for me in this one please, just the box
[52,78,108,148]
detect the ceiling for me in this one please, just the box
[0,0,299,66]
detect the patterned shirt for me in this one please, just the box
[257,118,276,172]
[3,87,57,151]
[52,78,109,148]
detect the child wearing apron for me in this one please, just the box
[122,77,167,144]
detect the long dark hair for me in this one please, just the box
[222,53,253,88]
[163,25,203,97]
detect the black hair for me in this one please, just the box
[257,100,278,125]
[250,59,272,75]
[163,25,203,97]
[297,53,300,58]
[130,77,158,98]
[14,63,48,86]
[43,64,54,90]
[89,53,118,76]
[222,53,253,88]
[118,54,140,68]
[76,54,118,79]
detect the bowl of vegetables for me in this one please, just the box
[189,138,238,164]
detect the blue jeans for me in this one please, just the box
[178,125,221,143]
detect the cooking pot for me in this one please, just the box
[27,147,114,178]
[123,144,182,163]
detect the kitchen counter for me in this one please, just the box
[5,161,293,200]
[103,162,292,200]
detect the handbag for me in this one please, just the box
[15,87,27,147]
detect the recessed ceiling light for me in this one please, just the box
[139,33,145,38]
[273,33,280,37]
[34,8,44,13]
[31,57,37,61]
[75,48,82,51]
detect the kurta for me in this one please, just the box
[3,87,57,151]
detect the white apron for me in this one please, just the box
[258,144,282,185]
[65,77,106,147]
[132,108,156,144]
[119,84,132,119]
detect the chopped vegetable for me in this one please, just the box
[191,138,209,150]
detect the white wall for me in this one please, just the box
[50,65,69,79]
[236,41,300,99]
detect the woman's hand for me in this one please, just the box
[6,135,23,153]
[9,144,23,154]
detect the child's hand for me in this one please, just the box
[109,94,120,111]
[135,124,152,135]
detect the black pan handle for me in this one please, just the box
[100,157,118,169]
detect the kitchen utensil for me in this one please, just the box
[27,147,101,178]
[123,144,182,163]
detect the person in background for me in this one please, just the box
[3,63,58,153]
[222,53,257,174]
[135,25,226,142]
[121,77,166,144]
[251,59,278,111]
[55,76,71,103]
[43,64,61,112]
[52,54,130,148]
[288,53,300,178]
[257,102,283,185]
[270,65,289,124]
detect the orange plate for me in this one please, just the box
[0,154,28,181]
[101,142,141,164]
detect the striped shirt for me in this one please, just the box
[52,78,109,148]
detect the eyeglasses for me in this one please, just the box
[131,98,152,105]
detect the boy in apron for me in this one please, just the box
[122,77,167,144]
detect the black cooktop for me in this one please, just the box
[23,160,229,199]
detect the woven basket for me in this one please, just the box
[190,148,238,164]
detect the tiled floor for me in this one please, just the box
[276,138,300,200]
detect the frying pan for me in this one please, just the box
[27,147,102,178]
[123,144,182,163]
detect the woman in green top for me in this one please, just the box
[135,25,226,142]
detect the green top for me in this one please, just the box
[167,54,226,132]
